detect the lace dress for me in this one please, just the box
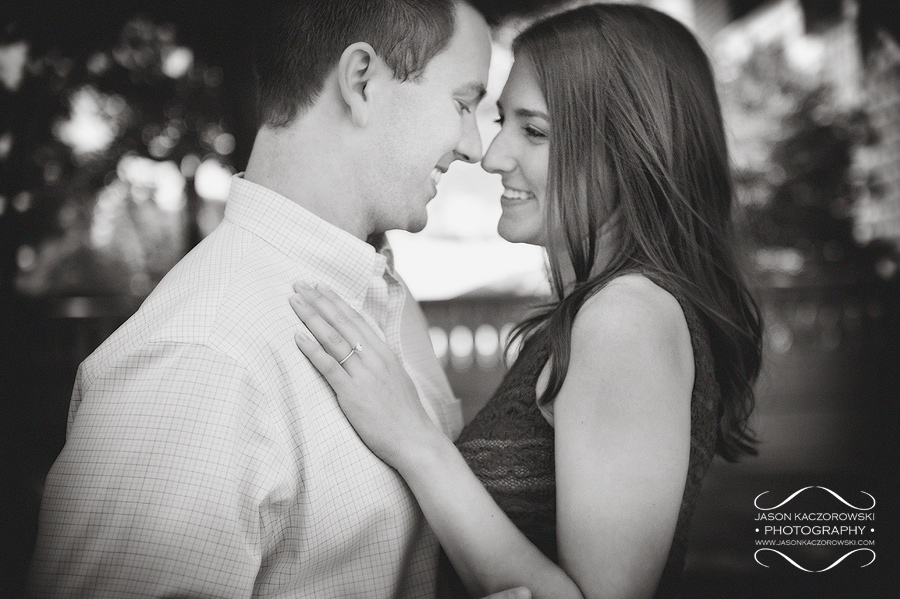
[440,276,719,598]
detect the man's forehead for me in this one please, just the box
[444,1,492,59]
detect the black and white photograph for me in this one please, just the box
[2,0,898,597]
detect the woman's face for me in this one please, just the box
[482,54,550,246]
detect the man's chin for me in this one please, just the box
[405,217,428,234]
[401,204,430,234]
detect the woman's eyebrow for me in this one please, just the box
[514,108,549,120]
[496,100,548,121]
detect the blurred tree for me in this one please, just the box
[1,16,239,297]
[0,0,257,300]
[0,7,254,596]
[722,43,884,283]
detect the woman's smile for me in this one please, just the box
[500,186,537,207]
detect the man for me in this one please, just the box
[29,1,521,597]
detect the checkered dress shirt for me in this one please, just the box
[29,176,462,598]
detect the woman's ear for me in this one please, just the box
[337,42,379,128]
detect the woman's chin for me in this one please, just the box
[498,231,542,246]
[497,222,544,246]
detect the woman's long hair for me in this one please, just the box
[509,4,763,461]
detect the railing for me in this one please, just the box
[6,280,897,456]
[420,294,539,421]
[5,280,896,465]
[3,280,898,596]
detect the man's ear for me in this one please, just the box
[337,42,379,128]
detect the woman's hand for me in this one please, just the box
[290,282,441,468]
[291,284,578,599]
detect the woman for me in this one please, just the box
[290,4,762,598]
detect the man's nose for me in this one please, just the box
[454,117,483,164]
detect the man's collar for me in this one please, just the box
[367,233,396,274]
[224,175,390,307]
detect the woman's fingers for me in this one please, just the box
[315,285,378,344]
[296,282,380,346]
[480,589,531,599]
[289,282,438,468]
[294,329,352,392]
[289,289,359,367]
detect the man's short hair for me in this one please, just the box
[254,0,491,128]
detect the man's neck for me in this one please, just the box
[244,123,370,241]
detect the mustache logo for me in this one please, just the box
[754,486,876,511]
[754,548,876,572]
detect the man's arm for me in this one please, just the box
[28,343,273,598]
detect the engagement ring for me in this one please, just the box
[338,342,363,365]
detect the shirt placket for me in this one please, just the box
[363,260,406,359]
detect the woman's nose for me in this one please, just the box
[480,131,514,175]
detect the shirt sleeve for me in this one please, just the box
[28,342,275,599]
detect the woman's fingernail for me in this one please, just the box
[295,330,311,343]
[294,281,311,292]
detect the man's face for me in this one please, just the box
[362,1,492,235]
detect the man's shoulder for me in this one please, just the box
[83,223,301,380]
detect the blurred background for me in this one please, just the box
[1,0,898,596]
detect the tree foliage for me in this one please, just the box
[0,16,238,297]
[721,44,882,281]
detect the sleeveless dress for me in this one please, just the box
[440,274,720,598]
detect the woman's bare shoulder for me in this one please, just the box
[568,273,693,387]
[576,274,687,338]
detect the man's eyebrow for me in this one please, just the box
[456,82,487,103]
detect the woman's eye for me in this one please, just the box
[456,100,472,114]
[494,115,505,125]
[524,125,546,139]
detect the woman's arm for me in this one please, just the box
[290,276,693,599]
[552,275,693,599]
[291,283,579,598]
[398,424,582,598]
